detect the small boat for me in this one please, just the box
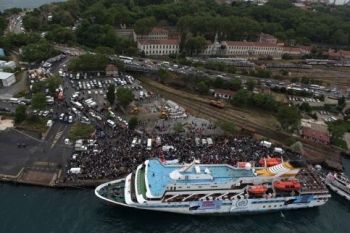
[274,180,301,192]
[259,157,282,167]
[248,185,268,196]
[325,172,350,201]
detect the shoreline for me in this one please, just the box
[0,156,344,189]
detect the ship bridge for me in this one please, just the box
[144,159,255,198]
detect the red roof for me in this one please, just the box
[150,27,168,34]
[214,89,234,96]
[327,49,350,58]
[301,127,330,144]
[105,64,117,72]
[225,41,282,48]
[138,39,179,45]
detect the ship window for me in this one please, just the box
[263,205,266,208]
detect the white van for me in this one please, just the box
[72,101,83,110]
[107,119,116,128]
[131,137,137,148]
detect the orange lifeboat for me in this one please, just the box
[259,157,282,167]
[248,185,268,196]
[273,180,301,192]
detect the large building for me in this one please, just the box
[203,40,284,58]
[135,27,181,56]
[203,33,310,58]
[327,49,350,60]
[136,27,169,41]
[0,72,16,87]
[137,39,180,56]
[300,119,330,145]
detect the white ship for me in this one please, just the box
[95,159,330,215]
[325,172,350,201]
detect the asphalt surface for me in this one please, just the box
[0,126,72,177]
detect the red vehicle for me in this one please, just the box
[273,180,301,192]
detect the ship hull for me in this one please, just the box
[325,182,350,201]
[95,179,330,216]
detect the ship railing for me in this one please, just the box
[228,192,245,200]
[165,194,180,202]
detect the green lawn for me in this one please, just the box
[68,123,95,140]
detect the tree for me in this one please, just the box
[197,81,209,94]
[128,116,139,130]
[246,79,256,91]
[15,105,27,123]
[46,26,75,44]
[107,84,116,105]
[158,69,170,83]
[231,89,250,107]
[116,87,134,107]
[21,40,58,63]
[47,76,62,94]
[184,36,207,55]
[299,102,311,113]
[213,77,224,88]
[115,60,125,73]
[338,96,346,107]
[173,122,185,133]
[31,93,46,110]
[69,123,95,140]
[134,17,156,34]
[95,46,115,55]
[229,78,241,91]
[277,106,300,130]
[68,54,109,72]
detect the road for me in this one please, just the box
[6,13,25,34]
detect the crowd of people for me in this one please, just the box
[64,122,302,182]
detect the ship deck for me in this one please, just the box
[146,159,255,197]
[96,180,126,204]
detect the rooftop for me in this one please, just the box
[0,72,14,80]
[145,159,255,197]
[150,27,168,34]
[224,41,282,48]
[301,127,330,143]
[138,39,179,45]
[214,89,235,96]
